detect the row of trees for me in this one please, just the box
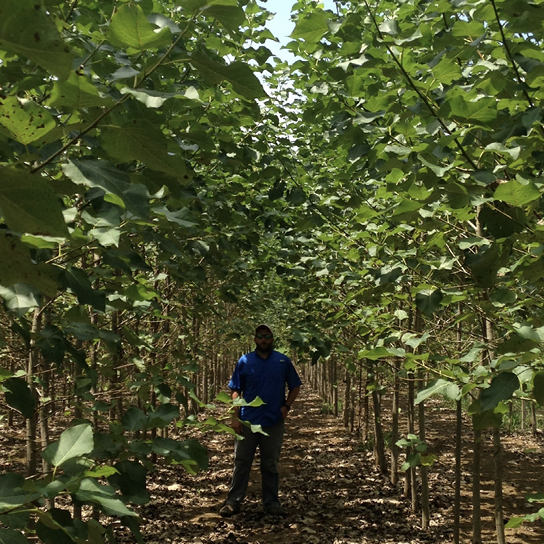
[2,0,544,543]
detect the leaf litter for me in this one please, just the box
[119,392,544,544]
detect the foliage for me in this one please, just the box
[4,0,544,539]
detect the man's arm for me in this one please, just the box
[281,385,301,419]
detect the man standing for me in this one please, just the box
[220,324,302,517]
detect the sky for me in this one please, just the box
[262,0,337,63]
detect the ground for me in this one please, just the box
[133,391,544,544]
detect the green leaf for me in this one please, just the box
[0,0,74,79]
[0,528,31,544]
[204,5,245,32]
[0,284,41,316]
[147,403,180,429]
[122,408,148,432]
[190,49,267,100]
[494,177,541,207]
[0,233,58,297]
[107,4,172,53]
[108,461,149,505]
[0,96,55,145]
[533,372,544,406]
[100,121,187,178]
[415,379,460,404]
[2,378,35,419]
[473,410,503,430]
[440,95,497,123]
[62,268,105,313]
[465,240,512,288]
[480,373,520,412]
[42,424,94,467]
[0,168,69,237]
[63,160,150,219]
[0,473,40,514]
[290,11,330,43]
[47,72,116,109]
[415,289,443,317]
[75,479,137,517]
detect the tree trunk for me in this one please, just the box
[453,399,462,544]
[418,370,430,529]
[493,427,506,544]
[26,308,41,477]
[371,386,387,474]
[390,358,400,486]
[343,371,351,429]
[472,427,482,544]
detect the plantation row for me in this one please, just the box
[3,0,544,543]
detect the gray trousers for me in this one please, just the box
[226,419,285,509]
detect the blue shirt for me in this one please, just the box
[228,350,302,427]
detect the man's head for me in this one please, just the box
[255,324,274,353]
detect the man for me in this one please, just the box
[220,324,302,517]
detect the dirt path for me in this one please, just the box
[134,391,544,544]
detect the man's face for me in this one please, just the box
[255,329,273,352]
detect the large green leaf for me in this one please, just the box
[62,268,105,313]
[2,378,35,419]
[415,379,460,405]
[42,424,94,467]
[0,0,73,79]
[107,4,172,53]
[415,289,443,317]
[108,461,149,504]
[190,49,267,100]
[147,403,180,429]
[100,122,188,178]
[122,408,148,432]
[480,372,520,412]
[63,160,150,219]
[0,96,55,145]
[0,473,40,514]
[203,5,245,32]
[290,10,330,43]
[472,409,503,430]
[465,240,512,288]
[0,528,31,544]
[74,479,137,517]
[533,372,544,406]
[0,168,69,237]
[494,176,541,207]
[47,72,116,109]
[0,284,41,316]
[0,233,58,297]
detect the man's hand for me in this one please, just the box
[280,406,289,420]
[231,417,243,435]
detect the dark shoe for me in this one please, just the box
[220,503,240,517]
[264,505,287,517]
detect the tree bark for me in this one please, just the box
[390,358,400,486]
[26,308,41,477]
[493,427,506,544]
[472,427,482,544]
[453,399,462,544]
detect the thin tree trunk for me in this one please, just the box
[390,357,400,486]
[453,399,462,544]
[493,427,506,544]
[472,427,482,544]
[26,308,41,477]
[418,370,429,529]
[343,371,351,429]
[371,386,387,473]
